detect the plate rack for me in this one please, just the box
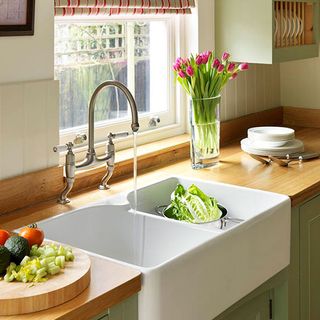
[274,1,314,48]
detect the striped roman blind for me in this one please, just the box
[54,0,195,16]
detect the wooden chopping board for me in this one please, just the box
[0,246,91,316]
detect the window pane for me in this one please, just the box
[55,20,169,131]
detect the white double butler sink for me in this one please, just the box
[38,176,291,320]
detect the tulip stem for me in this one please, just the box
[191,96,220,158]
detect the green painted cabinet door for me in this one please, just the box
[91,295,138,320]
[215,0,320,64]
[300,195,320,320]
[214,290,272,320]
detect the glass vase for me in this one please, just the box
[190,95,221,169]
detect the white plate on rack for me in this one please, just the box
[241,138,304,157]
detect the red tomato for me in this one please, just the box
[19,224,44,247]
[0,229,10,245]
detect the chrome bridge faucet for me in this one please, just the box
[54,81,139,204]
[77,80,139,167]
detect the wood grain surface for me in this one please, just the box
[283,106,320,129]
[0,256,141,320]
[0,247,91,316]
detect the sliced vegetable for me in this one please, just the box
[55,256,65,269]
[0,230,10,246]
[2,243,75,283]
[164,184,222,223]
[19,224,44,247]
[66,251,75,262]
[20,256,31,266]
[47,262,60,275]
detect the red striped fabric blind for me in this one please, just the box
[54,0,195,16]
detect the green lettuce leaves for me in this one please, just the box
[163,184,222,223]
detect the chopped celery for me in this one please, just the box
[40,256,55,267]
[43,247,56,257]
[2,243,75,283]
[57,245,66,256]
[30,245,41,257]
[7,262,17,273]
[55,256,65,269]
[4,273,15,282]
[20,256,31,266]
[48,264,60,275]
[66,251,74,262]
[36,267,47,277]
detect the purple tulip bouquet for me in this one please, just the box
[173,51,249,168]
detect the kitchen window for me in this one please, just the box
[55,16,185,150]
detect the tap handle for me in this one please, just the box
[74,133,87,145]
[108,131,129,140]
[53,145,67,153]
[53,142,75,177]
[53,142,74,153]
[53,142,76,205]
[148,116,160,128]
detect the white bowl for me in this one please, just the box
[248,127,295,144]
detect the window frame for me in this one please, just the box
[54,14,187,159]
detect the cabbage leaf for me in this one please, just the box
[164,184,221,223]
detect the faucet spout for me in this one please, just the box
[76,80,139,168]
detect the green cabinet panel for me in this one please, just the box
[299,195,320,320]
[215,0,319,64]
[288,207,300,320]
[91,295,138,320]
[214,269,288,320]
[214,290,271,320]
[108,294,138,320]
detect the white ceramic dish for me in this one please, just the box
[248,126,295,143]
[248,138,295,148]
[241,138,304,157]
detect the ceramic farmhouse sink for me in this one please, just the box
[38,204,215,268]
[38,176,291,320]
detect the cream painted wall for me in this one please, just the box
[221,63,280,121]
[0,0,59,180]
[280,55,320,109]
[0,0,54,84]
[0,80,59,180]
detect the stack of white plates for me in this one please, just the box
[241,126,304,157]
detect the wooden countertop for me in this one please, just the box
[0,255,141,320]
[0,126,320,319]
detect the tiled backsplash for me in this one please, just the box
[0,80,59,180]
